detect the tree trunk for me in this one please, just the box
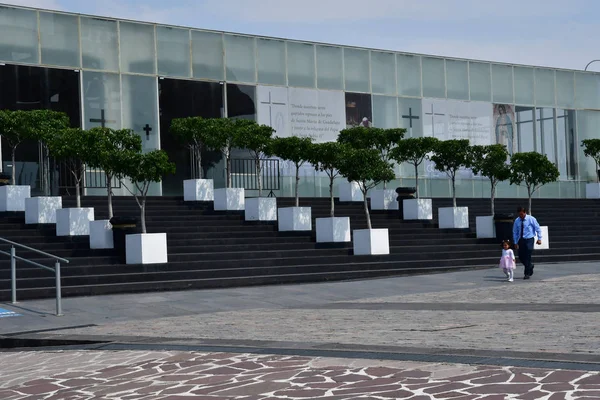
[528,186,532,216]
[490,179,495,216]
[106,173,113,219]
[329,173,335,218]
[75,180,81,208]
[383,181,387,190]
[294,162,300,208]
[256,158,263,197]
[414,164,419,199]
[226,153,231,189]
[140,198,147,234]
[363,187,372,230]
[451,174,457,208]
[195,145,203,180]
[11,147,16,185]
[596,160,599,183]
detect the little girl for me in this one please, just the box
[499,240,516,282]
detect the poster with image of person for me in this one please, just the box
[345,92,372,128]
[493,104,517,155]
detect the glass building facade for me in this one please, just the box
[1,4,599,199]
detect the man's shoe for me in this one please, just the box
[524,275,530,280]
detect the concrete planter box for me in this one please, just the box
[0,185,30,212]
[316,217,351,243]
[56,208,95,236]
[586,183,600,199]
[89,220,114,249]
[353,228,390,255]
[438,207,469,229]
[403,199,433,220]
[126,233,168,264]
[278,207,312,231]
[183,179,214,201]
[339,181,363,202]
[370,189,399,210]
[25,196,62,224]
[476,215,495,238]
[245,197,277,221]
[535,226,550,250]
[214,188,245,211]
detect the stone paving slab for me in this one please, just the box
[1,350,599,399]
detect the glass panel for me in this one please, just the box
[397,54,421,97]
[157,26,190,77]
[287,42,315,88]
[469,62,491,102]
[119,22,155,74]
[224,35,255,83]
[316,45,343,90]
[535,69,555,107]
[122,75,159,153]
[514,67,534,105]
[577,110,600,181]
[516,106,534,152]
[398,97,423,138]
[422,57,445,98]
[446,59,468,100]
[82,71,121,130]
[492,64,513,103]
[556,71,575,108]
[372,95,398,128]
[0,6,38,64]
[39,12,79,67]
[344,48,369,92]
[575,72,600,109]
[371,51,395,95]
[257,38,285,85]
[192,30,224,80]
[556,109,576,179]
[345,92,372,128]
[536,108,555,163]
[227,84,256,120]
[80,17,118,71]
[494,104,517,156]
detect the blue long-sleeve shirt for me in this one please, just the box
[513,215,542,244]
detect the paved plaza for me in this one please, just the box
[2,262,600,399]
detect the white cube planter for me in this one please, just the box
[535,226,550,250]
[56,208,95,236]
[353,228,390,255]
[183,179,214,201]
[438,207,469,229]
[316,217,351,243]
[245,197,277,221]
[214,188,245,211]
[89,220,114,249]
[25,196,62,224]
[476,216,495,238]
[339,181,363,202]
[278,207,312,231]
[586,183,600,199]
[126,233,168,264]
[403,199,433,220]
[0,185,31,212]
[370,189,399,210]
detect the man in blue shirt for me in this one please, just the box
[513,206,542,280]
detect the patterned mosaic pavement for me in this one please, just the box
[1,350,600,399]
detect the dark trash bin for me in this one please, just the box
[395,187,416,219]
[0,174,11,186]
[110,216,140,262]
[494,213,514,243]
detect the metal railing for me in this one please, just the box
[231,158,280,196]
[0,238,69,316]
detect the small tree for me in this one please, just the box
[121,150,176,234]
[430,139,472,208]
[209,118,238,188]
[170,117,213,179]
[509,152,560,215]
[390,137,439,198]
[470,144,511,216]
[337,148,395,230]
[233,120,275,197]
[270,136,314,207]
[47,128,95,208]
[87,127,143,219]
[309,142,346,218]
[0,110,29,185]
[581,139,600,183]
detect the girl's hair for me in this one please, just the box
[502,240,511,247]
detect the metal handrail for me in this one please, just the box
[0,238,69,316]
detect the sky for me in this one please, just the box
[4,0,600,71]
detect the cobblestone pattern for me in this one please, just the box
[2,350,600,399]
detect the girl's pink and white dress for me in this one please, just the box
[499,249,516,270]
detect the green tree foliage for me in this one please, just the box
[470,144,511,216]
[430,139,472,208]
[581,139,600,182]
[170,117,222,180]
[390,137,439,199]
[509,152,560,215]
[233,121,275,197]
[337,148,395,230]
[270,136,314,207]
[309,142,347,218]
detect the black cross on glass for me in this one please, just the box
[89,109,116,128]
[402,107,420,128]
[143,124,152,140]
[260,92,286,126]
[425,104,445,135]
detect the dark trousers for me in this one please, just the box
[518,237,535,276]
